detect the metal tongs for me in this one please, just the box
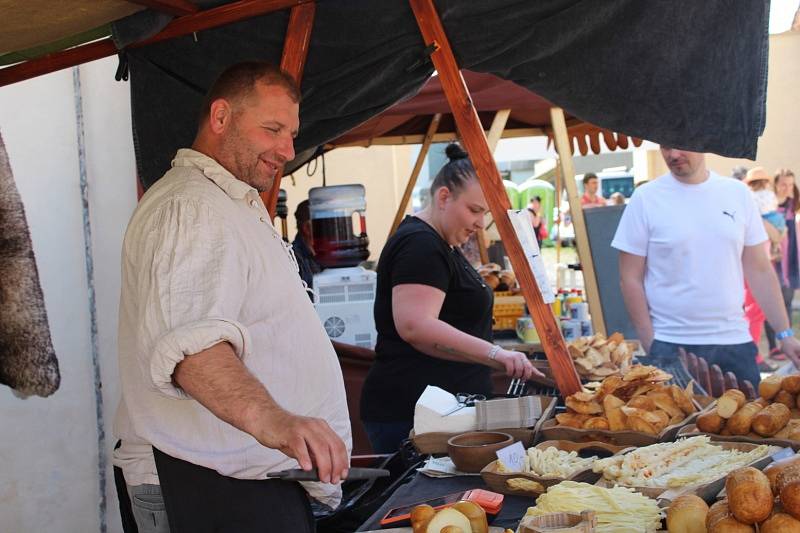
[507,378,527,397]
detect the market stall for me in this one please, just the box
[0,1,783,532]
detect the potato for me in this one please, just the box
[672,382,697,414]
[725,467,773,524]
[666,494,708,533]
[726,402,764,435]
[760,375,784,400]
[696,408,725,434]
[627,395,656,411]
[649,391,684,419]
[717,389,746,418]
[783,375,800,394]
[751,403,791,437]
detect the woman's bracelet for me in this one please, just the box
[487,344,501,361]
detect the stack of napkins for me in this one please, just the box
[413,385,478,436]
[475,395,544,430]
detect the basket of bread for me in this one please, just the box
[479,440,625,496]
[567,332,637,381]
[666,459,800,532]
[679,374,800,449]
[540,365,703,446]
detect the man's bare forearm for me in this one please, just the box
[172,341,281,438]
[747,260,790,332]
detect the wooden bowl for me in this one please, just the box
[447,431,514,473]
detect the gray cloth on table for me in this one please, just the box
[110,0,769,190]
[0,130,60,397]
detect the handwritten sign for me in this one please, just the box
[495,441,526,472]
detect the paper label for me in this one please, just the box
[495,441,526,472]
[772,447,796,461]
[507,210,555,303]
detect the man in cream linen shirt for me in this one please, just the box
[114,62,351,533]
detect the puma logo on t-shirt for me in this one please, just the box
[722,210,736,222]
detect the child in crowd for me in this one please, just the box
[746,167,786,261]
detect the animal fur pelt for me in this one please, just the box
[0,130,59,397]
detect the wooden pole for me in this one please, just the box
[550,107,606,336]
[264,1,315,217]
[410,0,581,396]
[389,113,442,236]
[554,164,562,271]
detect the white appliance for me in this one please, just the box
[313,266,377,348]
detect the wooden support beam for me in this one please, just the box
[550,107,606,336]
[389,113,442,236]
[0,0,312,87]
[126,0,200,16]
[332,127,546,148]
[264,1,315,217]
[409,0,581,396]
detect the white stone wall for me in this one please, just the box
[0,57,135,533]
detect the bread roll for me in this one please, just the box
[718,389,747,418]
[778,464,800,519]
[754,397,770,407]
[452,501,488,533]
[411,505,436,533]
[706,500,755,533]
[697,408,725,433]
[751,403,791,437]
[725,467,773,524]
[666,494,708,533]
[783,375,800,394]
[727,402,764,435]
[761,512,800,532]
[760,375,784,400]
[765,456,800,495]
[775,390,796,410]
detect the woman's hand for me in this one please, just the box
[494,349,542,380]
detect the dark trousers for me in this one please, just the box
[152,447,315,533]
[362,420,413,454]
[765,285,795,351]
[649,339,761,387]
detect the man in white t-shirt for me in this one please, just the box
[612,147,800,386]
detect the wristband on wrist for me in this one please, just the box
[776,328,794,341]
[487,344,501,361]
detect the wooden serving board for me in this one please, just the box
[480,440,626,496]
[594,441,779,505]
[412,396,556,454]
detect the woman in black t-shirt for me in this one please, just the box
[360,144,542,453]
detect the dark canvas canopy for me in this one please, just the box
[328,70,643,155]
[112,0,769,188]
[0,1,770,186]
